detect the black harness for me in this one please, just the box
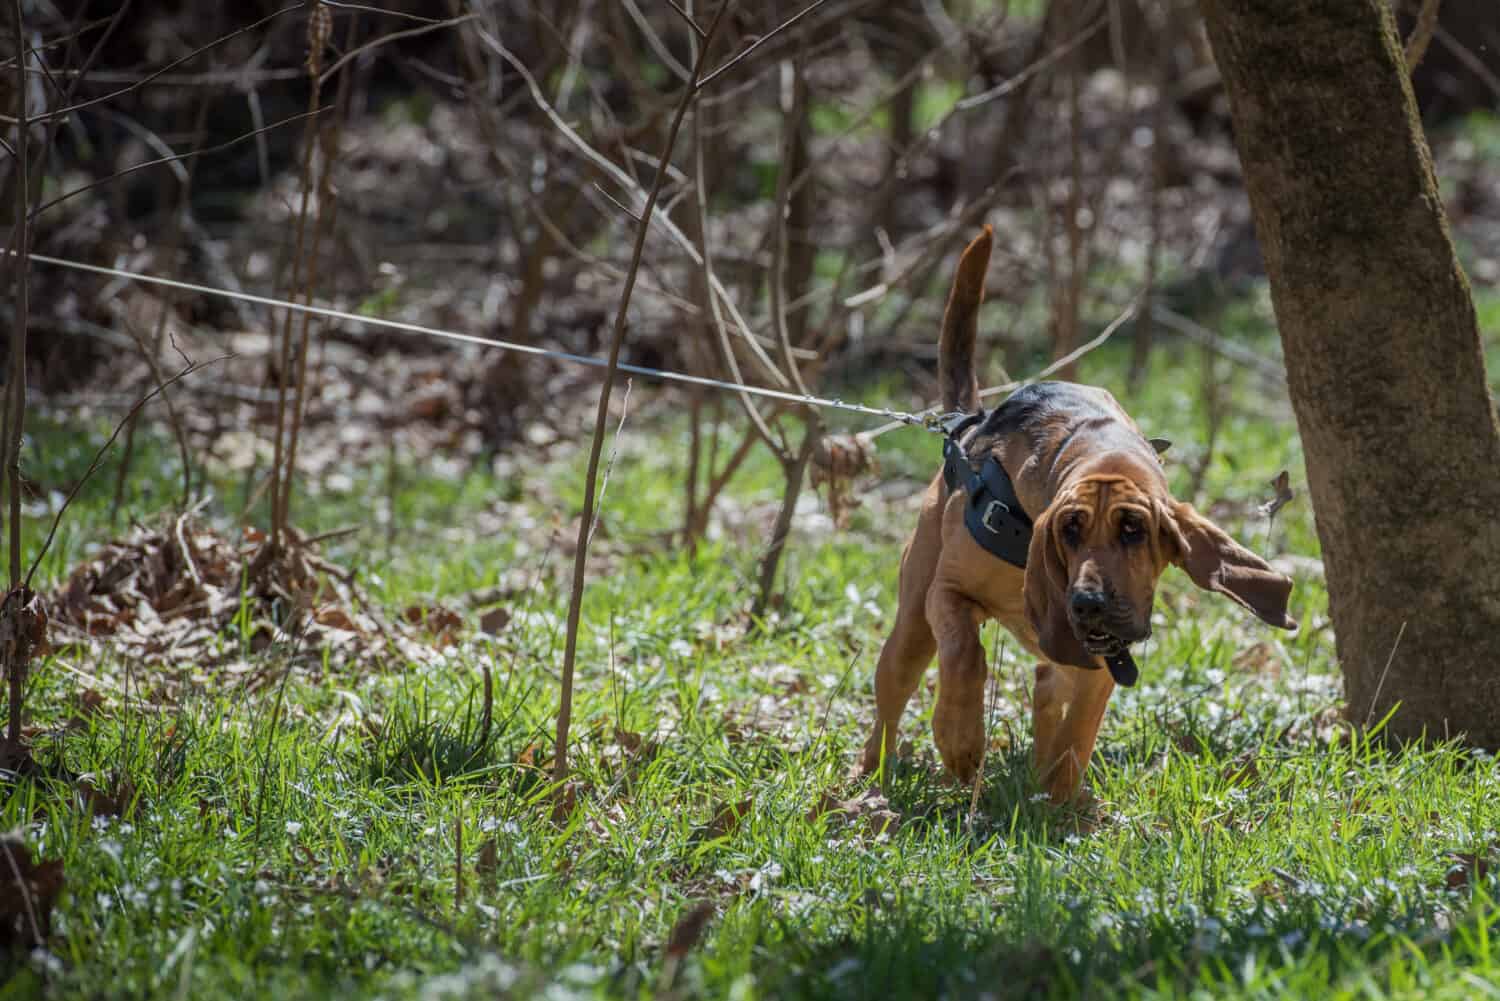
[939,411,1033,568]
[938,408,1140,687]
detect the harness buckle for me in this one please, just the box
[980,499,1012,534]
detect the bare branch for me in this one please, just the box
[664,0,708,39]
[475,24,792,387]
[699,0,831,89]
[34,107,330,218]
[317,12,477,87]
[0,4,301,125]
[555,0,736,785]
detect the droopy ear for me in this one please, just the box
[1024,506,1096,669]
[1162,500,1297,630]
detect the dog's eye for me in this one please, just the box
[1060,514,1084,547]
[1119,517,1145,545]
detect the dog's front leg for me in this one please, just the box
[1033,662,1114,803]
[927,587,988,785]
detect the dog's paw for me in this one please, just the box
[860,728,899,775]
[932,710,984,786]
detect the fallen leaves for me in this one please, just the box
[478,606,511,636]
[702,797,755,840]
[666,900,716,959]
[0,837,64,952]
[806,787,901,838]
[44,516,502,683]
[402,603,463,648]
[1444,849,1495,890]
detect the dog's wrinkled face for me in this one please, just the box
[1024,470,1297,671]
[1047,477,1166,657]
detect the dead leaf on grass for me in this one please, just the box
[314,606,360,632]
[476,838,498,881]
[703,797,754,839]
[807,787,901,838]
[73,688,109,718]
[77,773,137,819]
[666,900,716,959]
[1444,850,1493,889]
[478,606,511,636]
[0,837,65,951]
[1231,642,1279,676]
[402,604,463,647]
[516,743,541,769]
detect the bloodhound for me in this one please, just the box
[861,226,1297,803]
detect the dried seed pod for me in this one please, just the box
[305,2,332,78]
[811,433,878,530]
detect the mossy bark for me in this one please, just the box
[1198,0,1500,744]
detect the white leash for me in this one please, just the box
[23,250,945,432]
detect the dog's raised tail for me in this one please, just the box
[939,225,993,414]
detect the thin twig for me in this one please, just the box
[554,2,734,785]
[8,0,29,589]
[0,4,301,125]
[475,24,791,386]
[664,0,707,39]
[1365,621,1409,729]
[1404,0,1442,72]
[24,355,231,590]
[586,380,632,549]
[699,0,830,89]
[769,55,811,397]
[317,12,476,86]
[33,107,331,219]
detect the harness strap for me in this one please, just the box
[939,411,1032,569]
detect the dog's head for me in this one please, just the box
[1024,471,1296,670]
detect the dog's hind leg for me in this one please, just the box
[861,597,937,775]
[861,483,944,776]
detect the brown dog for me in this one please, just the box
[861,226,1297,803]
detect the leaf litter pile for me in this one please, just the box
[47,514,477,681]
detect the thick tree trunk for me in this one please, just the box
[1198,0,1500,744]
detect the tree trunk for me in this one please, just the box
[1198,0,1500,744]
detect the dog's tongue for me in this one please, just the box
[1105,649,1139,687]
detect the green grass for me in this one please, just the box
[7,321,1500,999]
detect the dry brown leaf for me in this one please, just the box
[1231,642,1279,676]
[73,688,109,717]
[1258,470,1294,518]
[476,838,499,880]
[516,743,540,769]
[478,607,511,636]
[0,837,65,951]
[402,604,464,647]
[314,606,360,632]
[77,774,136,819]
[1445,851,1492,889]
[666,900,716,959]
[807,787,901,838]
[705,797,754,839]
[780,674,811,696]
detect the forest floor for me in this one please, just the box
[9,263,1500,999]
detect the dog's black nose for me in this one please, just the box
[1069,589,1108,621]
